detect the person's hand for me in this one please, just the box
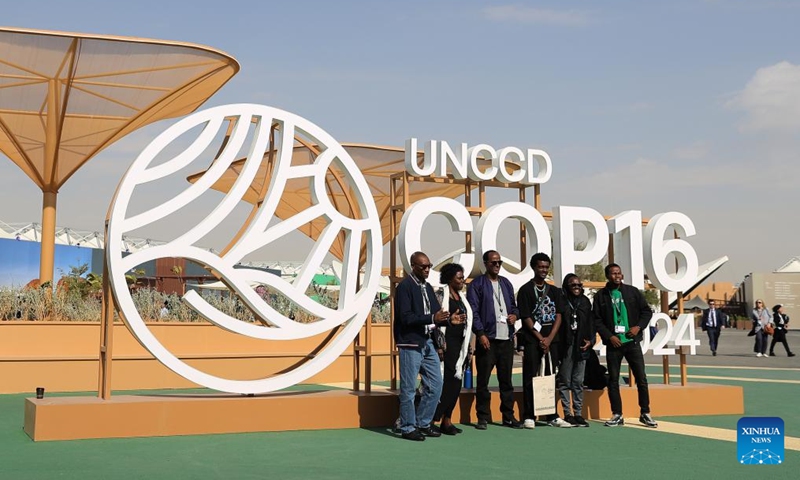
[540,336,551,352]
[437,349,444,362]
[479,334,490,350]
[580,339,592,351]
[450,308,465,325]
[628,326,641,337]
[610,336,623,348]
[507,313,517,325]
[433,309,450,324]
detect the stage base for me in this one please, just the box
[24,383,743,441]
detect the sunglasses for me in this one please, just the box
[569,283,583,288]
[414,263,432,270]
[486,260,503,266]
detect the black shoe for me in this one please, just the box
[712,351,717,356]
[574,415,590,427]
[475,420,488,430]
[639,413,658,428]
[419,426,441,438]
[502,418,523,429]
[452,425,463,434]
[401,429,425,441]
[789,352,796,357]
[564,415,577,426]
[604,414,624,427]
[770,352,776,357]
[440,424,459,436]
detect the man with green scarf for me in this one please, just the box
[592,263,657,428]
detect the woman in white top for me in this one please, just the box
[433,263,473,435]
[751,299,770,357]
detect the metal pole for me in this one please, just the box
[39,79,60,286]
[98,222,115,399]
[39,191,58,286]
[660,290,670,384]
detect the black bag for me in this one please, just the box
[432,327,446,351]
[584,349,608,390]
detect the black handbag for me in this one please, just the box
[432,327,447,351]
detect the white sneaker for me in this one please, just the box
[549,417,573,428]
[756,353,763,357]
[523,419,536,429]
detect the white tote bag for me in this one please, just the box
[532,352,556,416]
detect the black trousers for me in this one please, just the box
[706,327,721,352]
[475,338,515,423]
[435,332,465,421]
[606,340,650,415]
[521,338,561,420]
[770,330,792,355]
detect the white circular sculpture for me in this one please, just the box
[106,104,382,394]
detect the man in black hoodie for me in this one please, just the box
[592,263,657,428]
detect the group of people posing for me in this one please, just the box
[393,250,657,441]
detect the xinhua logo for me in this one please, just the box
[737,417,784,465]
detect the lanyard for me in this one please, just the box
[611,293,624,325]
[566,297,579,320]
[534,283,548,314]
[493,281,505,315]
[411,275,431,315]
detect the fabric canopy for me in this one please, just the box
[0,26,239,191]
[188,143,476,260]
[683,296,709,311]
[0,26,238,283]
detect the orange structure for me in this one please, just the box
[0,27,239,284]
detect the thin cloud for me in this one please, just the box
[672,141,710,161]
[728,61,800,133]
[482,5,592,26]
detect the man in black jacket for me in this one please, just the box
[516,252,568,428]
[394,251,460,441]
[592,263,657,428]
[701,300,728,356]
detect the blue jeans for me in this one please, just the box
[399,339,443,434]
[557,347,586,417]
[755,330,768,354]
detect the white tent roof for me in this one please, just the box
[668,255,729,307]
[775,256,800,273]
[683,296,709,310]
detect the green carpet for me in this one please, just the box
[0,366,796,479]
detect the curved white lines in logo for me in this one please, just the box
[106,104,382,394]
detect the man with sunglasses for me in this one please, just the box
[557,273,594,427]
[592,263,657,428]
[467,250,523,430]
[395,251,460,441]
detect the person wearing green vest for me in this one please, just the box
[592,264,657,428]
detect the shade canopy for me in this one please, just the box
[187,143,473,261]
[0,26,239,191]
[0,26,239,283]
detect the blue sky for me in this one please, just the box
[1,0,799,283]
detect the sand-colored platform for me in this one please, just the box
[24,382,743,441]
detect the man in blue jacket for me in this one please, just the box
[394,251,460,441]
[592,263,657,428]
[467,250,523,430]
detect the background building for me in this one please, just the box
[733,257,800,317]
